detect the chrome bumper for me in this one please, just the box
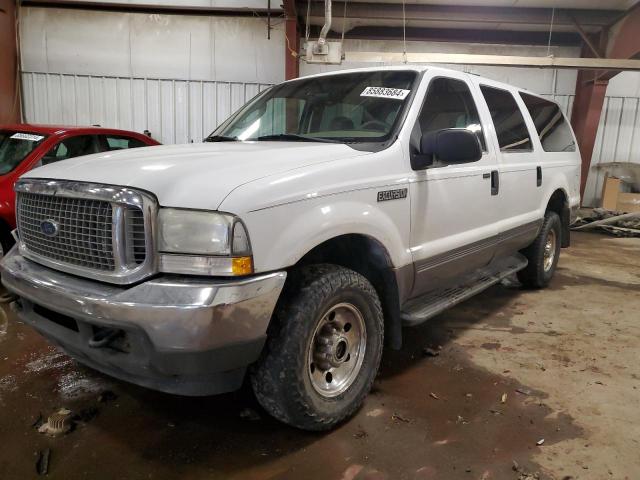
[1,248,286,395]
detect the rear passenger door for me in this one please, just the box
[409,72,503,298]
[474,82,542,254]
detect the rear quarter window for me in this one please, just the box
[519,93,576,152]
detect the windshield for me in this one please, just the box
[0,131,48,175]
[209,70,418,145]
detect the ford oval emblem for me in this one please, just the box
[40,220,59,237]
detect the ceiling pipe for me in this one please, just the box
[317,0,332,49]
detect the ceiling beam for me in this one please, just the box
[312,25,581,47]
[20,0,280,16]
[300,1,620,31]
[344,51,640,71]
[569,14,602,58]
[595,5,640,82]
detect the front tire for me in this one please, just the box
[250,264,384,431]
[517,211,562,289]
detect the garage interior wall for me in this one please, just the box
[19,7,283,145]
[17,6,640,206]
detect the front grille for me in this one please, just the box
[126,207,146,265]
[15,180,156,285]
[17,192,116,271]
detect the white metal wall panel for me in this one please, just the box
[20,8,285,84]
[583,96,640,206]
[21,72,272,144]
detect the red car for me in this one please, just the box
[0,124,160,254]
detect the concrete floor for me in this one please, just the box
[0,231,638,480]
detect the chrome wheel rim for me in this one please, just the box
[307,302,367,398]
[543,229,557,272]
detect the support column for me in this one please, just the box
[283,0,299,80]
[571,73,608,201]
[570,36,609,202]
[0,0,20,124]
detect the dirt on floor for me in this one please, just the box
[0,232,638,480]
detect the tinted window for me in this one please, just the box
[42,135,98,165]
[480,86,532,152]
[0,131,47,175]
[520,93,576,152]
[415,77,486,151]
[100,135,148,151]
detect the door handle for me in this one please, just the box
[491,170,499,196]
[536,166,542,187]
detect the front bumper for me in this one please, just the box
[1,248,286,395]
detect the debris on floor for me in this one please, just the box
[30,413,43,429]
[512,459,541,480]
[353,429,368,439]
[422,346,440,357]
[35,448,50,476]
[573,209,640,237]
[391,412,410,423]
[239,408,261,421]
[38,408,73,437]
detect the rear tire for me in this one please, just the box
[517,211,562,289]
[250,264,384,431]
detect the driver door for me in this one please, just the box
[408,71,503,298]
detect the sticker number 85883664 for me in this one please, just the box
[360,87,411,100]
[361,87,411,100]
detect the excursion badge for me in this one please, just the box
[377,188,408,202]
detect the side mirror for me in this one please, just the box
[411,128,482,170]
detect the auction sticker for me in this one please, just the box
[361,87,410,100]
[11,133,44,142]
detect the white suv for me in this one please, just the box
[1,66,580,430]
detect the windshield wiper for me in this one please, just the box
[254,134,338,143]
[204,135,238,142]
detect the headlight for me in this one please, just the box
[158,208,253,276]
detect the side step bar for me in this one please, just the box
[400,254,528,327]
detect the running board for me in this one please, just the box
[400,254,528,327]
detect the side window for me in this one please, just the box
[100,135,148,151]
[42,135,98,166]
[415,77,486,151]
[480,86,532,152]
[520,93,576,152]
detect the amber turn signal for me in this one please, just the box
[231,256,253,275]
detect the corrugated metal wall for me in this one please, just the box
[21,71,272,144]
[583,95,640,207]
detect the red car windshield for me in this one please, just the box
[0,131,48,175]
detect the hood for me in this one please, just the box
[23,142,370,210]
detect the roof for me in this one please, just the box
[0,123,150,137]
[295,64,512,87]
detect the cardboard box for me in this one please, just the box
[617,192,640,213]
[601,174,622,210]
